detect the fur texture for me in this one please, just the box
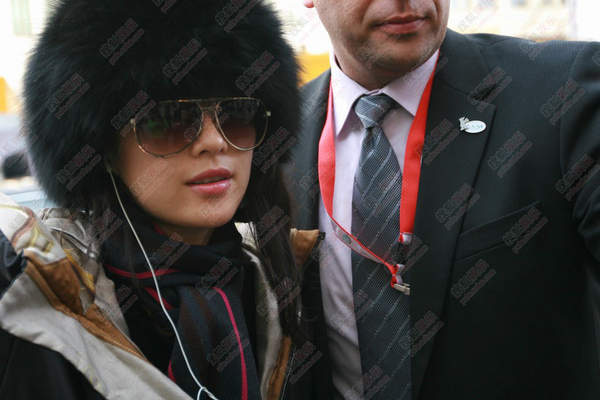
[23,0,300,210]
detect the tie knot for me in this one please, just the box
[354,94,397,129]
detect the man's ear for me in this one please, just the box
[302,0,314,8]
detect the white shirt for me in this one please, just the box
[317,50,438,399]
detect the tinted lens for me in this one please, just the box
[217,98,267,149]
[136,102,201,155]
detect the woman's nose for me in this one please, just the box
[189,112,228,155]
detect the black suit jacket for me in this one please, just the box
[284,30,600,399]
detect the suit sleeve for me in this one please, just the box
[559,41,600,262]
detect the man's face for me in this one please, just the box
[306,0,450,88]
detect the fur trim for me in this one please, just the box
[23,0,299,210]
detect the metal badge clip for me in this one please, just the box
[392,282,411,295]
[393,263,410,296]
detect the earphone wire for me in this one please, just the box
[106,164,219,400]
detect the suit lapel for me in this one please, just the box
[406,30,499,397]
[285,70,330,229]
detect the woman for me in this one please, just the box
[0,0,322,399]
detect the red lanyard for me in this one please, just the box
[317,63,437,293]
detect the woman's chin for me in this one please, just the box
[176,208,238,230]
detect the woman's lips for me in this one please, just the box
[185,168,232,195]
[187,178,231,195]
[377,17,426,35]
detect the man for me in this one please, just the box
[283,0,600,399]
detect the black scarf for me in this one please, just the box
[100,192,260,400]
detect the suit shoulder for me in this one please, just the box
[455,32,599,94]
[463,32,598,70]
[300,70,331,99]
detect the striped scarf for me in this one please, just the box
[100,193,259,400]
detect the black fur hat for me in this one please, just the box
[23,0,299,211]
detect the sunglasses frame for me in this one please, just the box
[129,97,271,158]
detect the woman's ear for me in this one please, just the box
[106,126,129,176]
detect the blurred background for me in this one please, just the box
[1,0,599,209]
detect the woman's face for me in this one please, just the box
[113,112,253,245]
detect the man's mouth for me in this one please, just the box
[377,14,426,35]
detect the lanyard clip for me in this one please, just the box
[393,282,411,296]
[392,263,410,296]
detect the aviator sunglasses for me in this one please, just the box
[130,97,270,157]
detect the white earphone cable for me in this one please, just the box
[106,165,219,400]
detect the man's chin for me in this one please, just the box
[364,50,429,77]
[369,30,440,65]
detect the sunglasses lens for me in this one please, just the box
[136,102,201,155]
[217,98,267,149]
[135,98,268,155]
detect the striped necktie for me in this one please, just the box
[350,93,411,399]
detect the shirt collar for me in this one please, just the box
[329,49,439,136]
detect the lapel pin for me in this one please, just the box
[459,117,486,134]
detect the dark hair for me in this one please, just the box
[23,0,302,341]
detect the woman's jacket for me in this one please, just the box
[0,192,323,399]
